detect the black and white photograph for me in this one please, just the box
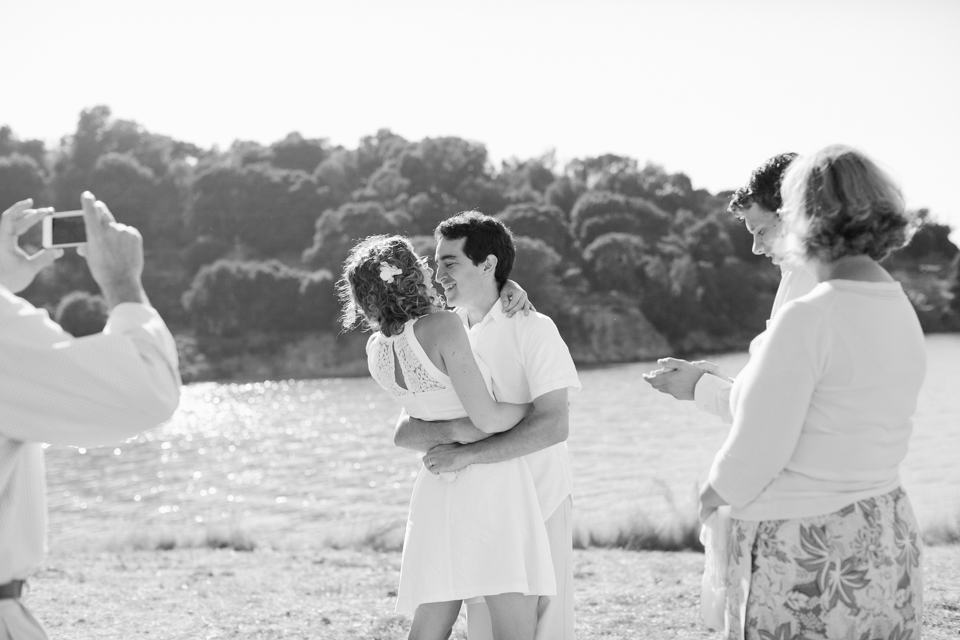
[1,1,958,638]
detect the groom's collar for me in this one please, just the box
[454,303,506,329]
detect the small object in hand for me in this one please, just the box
[42,210,86,248]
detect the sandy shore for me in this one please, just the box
[19,545,960,639]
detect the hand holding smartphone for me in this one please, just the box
[42,210,87,248]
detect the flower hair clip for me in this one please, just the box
[379,262,403,284]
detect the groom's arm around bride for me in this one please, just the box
[406,388,569,473]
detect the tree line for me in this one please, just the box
[3,107,958,378]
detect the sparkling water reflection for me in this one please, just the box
[44,335,960,547]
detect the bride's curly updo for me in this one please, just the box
[338,235,442,336]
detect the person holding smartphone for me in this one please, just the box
[643,152,818,420]
[0,193,181,639]
[701,145,925,638]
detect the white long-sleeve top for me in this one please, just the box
[707,280,926,521]
[694,263,819,423]
[0,285,181,583]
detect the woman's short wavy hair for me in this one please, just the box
[778,145,911,264]
[337,235,442,337]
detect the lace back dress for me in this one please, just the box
[368,318,471,422]
[366,318,556,613]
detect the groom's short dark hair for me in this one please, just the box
[435,211,515,290]
[728,152,799,217]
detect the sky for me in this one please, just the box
[3,0,959,240]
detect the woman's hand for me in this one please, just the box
[500,279,535,317]
[645,358,705,401]
[699,482,727,524]
[692,360,732,382]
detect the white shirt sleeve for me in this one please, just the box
[0,287,181,446]
[707,300,825,508]
[694,373,733,424]
[518,314,582,400]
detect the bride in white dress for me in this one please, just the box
[338,235,555,640]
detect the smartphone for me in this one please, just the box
[42,210,87,248]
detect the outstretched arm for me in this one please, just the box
[0,193,180,446]
[644,357,734,423]
[422,388,568,473]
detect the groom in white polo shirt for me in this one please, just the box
[394,210,581,639]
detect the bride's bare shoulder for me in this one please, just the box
[415,310,462,338]
[415,309,463,331]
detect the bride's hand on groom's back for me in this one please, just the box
[500,279,535,317]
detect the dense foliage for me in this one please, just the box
[3,108,958,377]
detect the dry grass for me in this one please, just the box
[101,524,257,553]
[99,500,958,558]
[924,512,960,546]
[574,490,704,553]
[22,544,959,640]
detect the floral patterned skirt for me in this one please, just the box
[725,487,923,640]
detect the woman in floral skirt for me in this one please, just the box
[699,145,925,640]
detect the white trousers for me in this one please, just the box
[467,496,574,640]
[0,600,48,640]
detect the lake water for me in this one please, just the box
[44,334,960,549]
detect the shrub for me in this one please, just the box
[189,163,331,255]
[544,175,586,217]
[570,190,671,246]
[580,212,646,249]
[0,153,47,208]
[183,259,337,337]
[511,236,564,315]
[498,203,579,261]
[181,236,232,276]
[301,201,403,271]
[582,233,648,293]
[298,270,338,330]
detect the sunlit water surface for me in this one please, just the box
[45,335,960,548]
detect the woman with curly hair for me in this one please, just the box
[339,235,553,640]
[698,145,925,639]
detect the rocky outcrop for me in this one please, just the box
[178,297,675,381]
[557,293,671,365]
[177,331,371,382]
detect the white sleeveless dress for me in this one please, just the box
[367,318,556,614]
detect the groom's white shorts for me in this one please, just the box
[466,495,574,639]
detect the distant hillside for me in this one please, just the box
[3,108,957,381]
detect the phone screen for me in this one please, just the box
[51,215,87,245]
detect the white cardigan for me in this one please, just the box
[694,263,819,423]
[708,280,926,521]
